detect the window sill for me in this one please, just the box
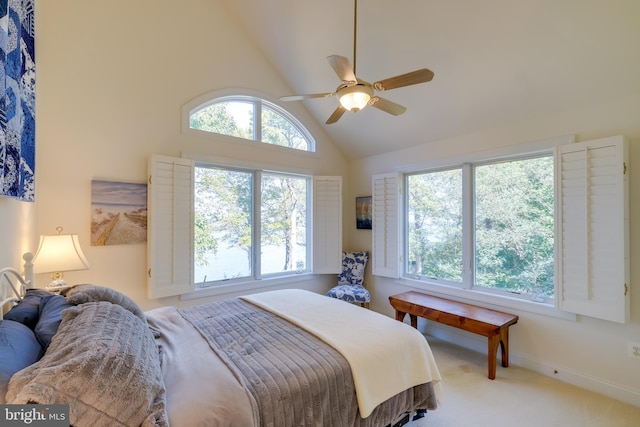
[395,277,576,321]
[180,273,316,301]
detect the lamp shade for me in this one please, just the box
[33,234,90,274]
[338,84,374,111]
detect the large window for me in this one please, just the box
[189,96,315,152]
[375,135,629,323]
[147,155,343,299]
[405,155,554,302]
[194,165,310,284]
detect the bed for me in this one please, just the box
[0,266,442,427]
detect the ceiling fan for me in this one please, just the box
[280,0,434,124]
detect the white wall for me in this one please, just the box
[0,198,35,273]
[32,0,349,310]
[347,91,640,406]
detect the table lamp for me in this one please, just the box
[33,226,90,289]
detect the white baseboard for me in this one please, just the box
[424,323,640,408]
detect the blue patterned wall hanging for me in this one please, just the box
[0,0,35,202]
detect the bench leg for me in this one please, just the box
[499,326,510,368]
[487,335,500,380]
[394,311,418,329]
[409,314,417,329]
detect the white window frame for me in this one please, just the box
[193,164,313,284]
[402,155,556,300]
[147,155,342,299]
[373,135,629,322]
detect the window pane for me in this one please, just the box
[261,173,308,275]
[194,166,253,282]
[406,169,463,282]
[474,156,554,298]
[190,101,254,139]
[262,106,309,151]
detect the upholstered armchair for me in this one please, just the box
[326,251,370,308]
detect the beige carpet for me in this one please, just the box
[406,337,640,427]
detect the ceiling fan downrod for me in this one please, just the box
[353,0,358,76]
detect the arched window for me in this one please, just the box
[188,95,315,152]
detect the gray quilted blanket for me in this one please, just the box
[179,298,436,427]
[7,302,167,427]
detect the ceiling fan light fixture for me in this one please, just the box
[338,84,373,111]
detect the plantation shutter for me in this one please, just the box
[313,176,342,274]
[372,173,401,278]
[556,135,629,323]
[147,155,195,298]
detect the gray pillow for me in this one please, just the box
[64,284,145,322]
[7,302,167,426]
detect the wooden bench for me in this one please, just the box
[389,291,518,379]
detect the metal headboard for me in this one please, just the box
[0,252,35,319]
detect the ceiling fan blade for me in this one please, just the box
[369,96,407,116]
[327,55,357,85]
[280,92,335,102]
[325,105,347,124]
[373,68,434,92]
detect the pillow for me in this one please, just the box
[64,284,146,322]
[34,295,75,350]
[337,251,369,286]
[0,320,43,403]
[3,289,55,329]
[7,302,168,426]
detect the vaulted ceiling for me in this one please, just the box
[219,0,640,159]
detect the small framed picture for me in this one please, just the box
[356,196,372,229]
[91,180,148,246]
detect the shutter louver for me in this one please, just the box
[372,173,400,278]
[557,136,629,323]
[147,155,195,298]
[313,176,342,274]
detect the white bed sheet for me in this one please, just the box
[145,306,256,427]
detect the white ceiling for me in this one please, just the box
[219,0,640,159]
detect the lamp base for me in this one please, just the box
[45,278,73,292]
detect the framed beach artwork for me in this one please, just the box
[356,196,372,229]
[90,180,148,246]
